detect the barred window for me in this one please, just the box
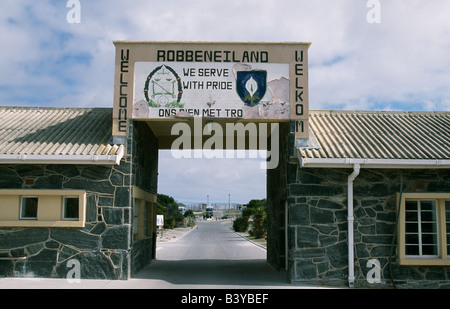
[398,193,450,266]
[404,200,438,257]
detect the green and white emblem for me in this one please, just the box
[144,65,183,108]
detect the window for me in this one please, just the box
[404,200,438,257]
[132,187,157,240]
[0,190,86,228]
[20,197,38,220]
[398,193,450,265]
[62,197,79,220]
[133,198,139,236]
[446,201,450,257]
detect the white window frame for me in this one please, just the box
[404,199,439,258]
[19,196,39,220]
[62,196,80,221]
[398,193,450,266]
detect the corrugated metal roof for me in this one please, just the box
[3,107,449,163]
[300,110,450,160]
[0,107,123,157]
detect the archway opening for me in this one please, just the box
[131,119,290,285]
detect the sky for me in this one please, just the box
[1,0,450,204]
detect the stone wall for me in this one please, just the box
[288,165,450,288]
[129,121,158,275]
[266,122,290,272]
[0,162,132,280]
[0,121,159,280]
[130,121,158,194]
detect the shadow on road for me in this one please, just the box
[134,259,290,287]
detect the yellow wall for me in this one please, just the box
[132,186,157,240]
[0,190,86,227]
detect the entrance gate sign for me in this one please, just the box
[134,62,289,119]
[113,42,310,140]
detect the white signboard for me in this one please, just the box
[156,215,164,227]
[133,62,290,120]
[113,42,310,139]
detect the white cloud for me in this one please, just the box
[307,1,450,111]
[158,150,266,204]
[1,0,449,202]
[2,0,449,110]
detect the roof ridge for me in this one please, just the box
[310,110,450,115]
[0,106,118,158]
[0,106,113,112]
[303,109,450,160]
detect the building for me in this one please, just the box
[1,41,449,287]
[0,107,158,279]
[1,107,448,287]
[283,110,450,288]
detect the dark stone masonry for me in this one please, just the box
[1,114,449,288]
[0,163,131,279]
[0,121,158,280]
[287,165,450,288]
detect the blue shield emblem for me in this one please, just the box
[236,70,267,107]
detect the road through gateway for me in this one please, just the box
[136,220,289,287]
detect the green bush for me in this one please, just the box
[232,217,249,232]
[164,217,176,229]
[250,207,267,239]
[157,194,184,229]
[242,199,267,239]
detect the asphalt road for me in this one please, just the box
[0,220,334,289]
[134,220,291,287]
[157,220,266,260]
